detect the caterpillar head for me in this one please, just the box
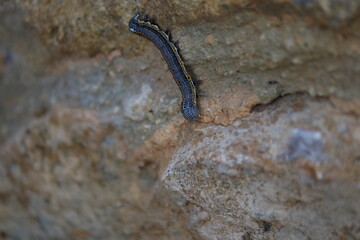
[129,14,141,32]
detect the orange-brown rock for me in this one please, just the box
[1,0,360,239]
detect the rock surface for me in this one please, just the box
[1,1,360,240]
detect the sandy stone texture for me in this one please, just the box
[1,0,360,239]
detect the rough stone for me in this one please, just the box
[1,0,360,239]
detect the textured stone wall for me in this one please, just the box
[1,1,359,239]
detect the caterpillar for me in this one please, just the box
[129,13,199,121]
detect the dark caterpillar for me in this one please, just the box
[129,13,199,121]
